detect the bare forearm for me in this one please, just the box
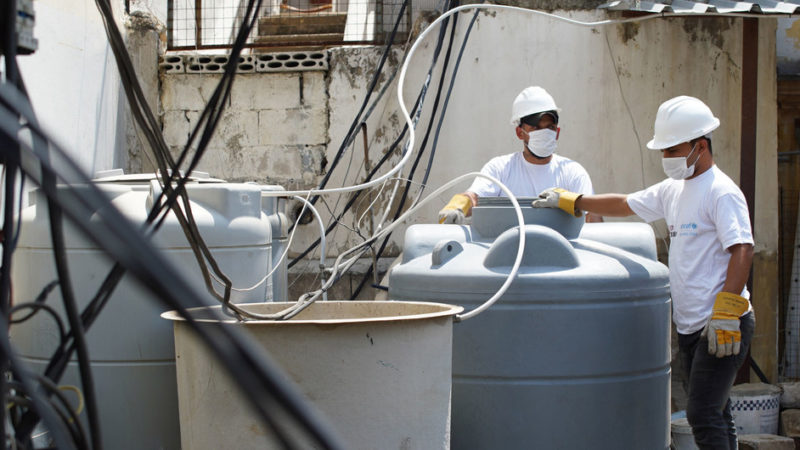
[576,194,635,217]
[721,244,754,294]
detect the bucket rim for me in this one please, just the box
[730,383,783,397]
[161,300,464,325]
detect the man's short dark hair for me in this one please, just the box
[691,135,713,155]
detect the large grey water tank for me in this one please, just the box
[10,172,287,449]
[389,198,671,449]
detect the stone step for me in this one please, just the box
[254,33,344,45]
[258,12,347,36]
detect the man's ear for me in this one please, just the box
[515,126,527,140]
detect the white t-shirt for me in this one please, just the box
[466,152,594,198]
[626,165,754,334]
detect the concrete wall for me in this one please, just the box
[778,17,800,76]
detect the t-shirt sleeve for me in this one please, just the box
[566,163,594,196]
[714,192,754,249]
[467,157,504,197]
[626,181,667,223]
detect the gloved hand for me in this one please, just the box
[531,187,583,217]
[701,292,750,358]
[438,193,472,224]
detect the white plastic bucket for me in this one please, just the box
[671,417,699,450]
[162,301,463,450]
[730,383,783,435]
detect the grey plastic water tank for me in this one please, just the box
[389,198,671,449]
[10,172,287,450]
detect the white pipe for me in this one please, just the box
[292,195,328,301]
[262,172,524,321]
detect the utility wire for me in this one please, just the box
[0,83,346,449]
[288,2,455,269]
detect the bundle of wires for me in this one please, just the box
[0,0,347,446]
[284,1,484,300]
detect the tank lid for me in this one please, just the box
[92,170,225,184]
[472,197,583,240]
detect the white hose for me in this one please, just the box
[291,195,328,301]
[258,172,524,321]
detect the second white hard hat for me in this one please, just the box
[647,96,720,150]
[510,86,561,126]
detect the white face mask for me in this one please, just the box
[526,128,558,158]
[661,143,698,180]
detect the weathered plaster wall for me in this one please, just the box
[778,17,800,76]
[124,11,164,175]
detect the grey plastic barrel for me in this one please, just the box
[389,198,671,449]
[10,173,284,450]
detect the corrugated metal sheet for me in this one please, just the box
[598,0,800,14]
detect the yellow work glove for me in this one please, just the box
[531,187,583,217]
[701,292,750,358]
[438,194,472,224]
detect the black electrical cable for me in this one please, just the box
[44,186,103,449]
[11,0,265,413]
[2,4,25,447]
[1,28,103,444]
[0,84,346,450]
[350,8,482,299]
[294,2,460,289]
[286,92,424,268]
[9,303,66,345]
[0,174,76,450]
[288,5,456,268]
[300,0,410,211]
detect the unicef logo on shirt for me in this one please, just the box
[678,222,698,237]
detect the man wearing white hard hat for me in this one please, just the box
[437,86,602,223]
[533,95,754,449]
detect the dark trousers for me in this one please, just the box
[678,312,755,450]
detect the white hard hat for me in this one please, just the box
[646,96,720,150]
[510,86,561,126]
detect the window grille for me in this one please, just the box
[167,0,410,50]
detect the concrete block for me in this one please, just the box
[738,434,795,450]
[207,110,259,150]
[161,74,221,111]
[159,54,185,73]
[192,145,306,185]
[301,72,326,106]
[780,409,800,437]
[255,51,328,73]
[162,110,200,147]
[237,55,256,73]
[258,108,327,146]
[163,109,258,151]
[780,383,800,409]
[230,74,301,110]
[186,55,228,74]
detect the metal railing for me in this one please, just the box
[167,0,410,50]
